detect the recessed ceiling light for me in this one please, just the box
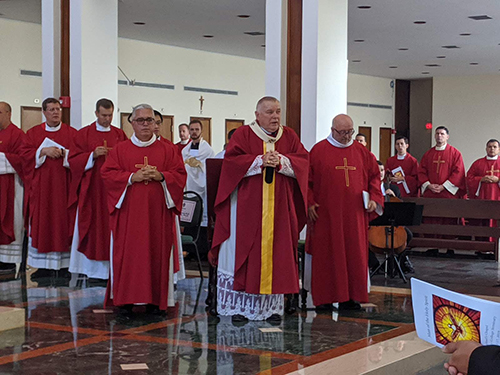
[469,15,492,20]
[414,20,426,24]
[425,64,441,67]
[436,56,446,59]
[470,62,479,65]
[244,31,265,36]
[354,39,365,43]
[352,60,361,63]
[357,5,372,9]
[422,72,430,75]
[133,22,145,25]
[460,33,471,36]
[237,15,250,18]
[203,35,214,38]
[389,66,398,69]
[398,48,409,51]
[442,45,460,49]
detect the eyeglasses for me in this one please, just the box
[46,107,62,113]
[334,128,355,137]
[132,117,155,125]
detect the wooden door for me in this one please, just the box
[190,117,212,145]
[121,112,173,140]
[379,127,392,164]
[21,106,42,132]
[225,119,244,143]
[358,126,372,151]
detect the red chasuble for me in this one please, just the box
[69,123,128,261]
[418,145,466,199]
[385,153,419,197]
[175,141,190,153]
[210,125,309,295]
[467,157,500,201]
[307,140,383,305]
[0,123,25,245]
[22,123,77,253]
[101,139,186,310]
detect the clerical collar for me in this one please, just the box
[435,144,447,151]
[260,126,279,138]
[131,133,156,147]
[487,155,499,160]
[397,153,407,160]
[327,132,354,148]
[45,123,61,132]
[96,121,111,132]
[180,139,190,145]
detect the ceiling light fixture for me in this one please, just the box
[244,31,265,36]
[398,48,409,51]
[237,15,250,18]
[133,22,145,25]
[470,62,479,65]
[203,35,214,38]
[442,45,460,49]
[414,20,426,24]
[422,72,430,75]
[425,64,441,67]
[460,33,471,36]
[354,39,365,42]
[351,60,361,63]
[469,15,492,21]
[436,56,446,59]
[389,66,398,69]
[358,5,372,9]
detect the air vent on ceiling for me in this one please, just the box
[118,80,174,90]
[425,64,441,67]
[184,86,238,96]
[442,45,460,49]
[244,31,265,36]
[20,70,42,77]
[468,15,492,20]
[347,102,392,110]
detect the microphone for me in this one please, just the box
[265,166,274,184]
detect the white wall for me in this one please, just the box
[433,75,500,169]
[0,19,42,126]
[117,38,265,153]
[347,73,395,159]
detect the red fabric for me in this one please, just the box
[69,123,128,260]
[175,141,190,153]
[0,123,25,245]
[210,126,309,295]
[22,123,77,253]
[467,157,500,200]
[101,140,186,310]
[307,140,383,305]
[418,145,466,199]
[385,153,419,197]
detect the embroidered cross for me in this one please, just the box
[335,157,356,187]
[135,156,157,185]
[433,155,445,174]
[486,165,500,177]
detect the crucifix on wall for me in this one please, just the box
[199,95,204,114]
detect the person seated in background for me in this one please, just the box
[214,128,237,159]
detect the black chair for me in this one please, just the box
[180,191,204,279]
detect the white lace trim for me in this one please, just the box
[278,155,296,178]
[245,155,263,177]
[217,270,283,320]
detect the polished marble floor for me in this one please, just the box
[0,254,496,374]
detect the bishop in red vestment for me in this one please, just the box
[307,114,383,310]
[210,97,309,322]
[385,136,419,197]
[22,98,77,272]
[101,104,186,311]
[68,99,128,279]
[0,102,26,268]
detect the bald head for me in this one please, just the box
[331,114,354,144]
[0,102,12,130]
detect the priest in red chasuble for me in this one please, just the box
[306,114,383,311]
[385,135,419,197]
[467,139,500,201]
[210,96,309,322]
[68,99,128,281]
[22,98,77,276]
[0,102,25,272]
[101,104,186,312]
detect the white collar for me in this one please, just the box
[96,121,111,132]
[45,123,61,132]
[487,155,499,160]
[131,134,156,147]
[397,153,407,160]
[180,139,190,145]
[435,144,447,151]
[327,132,354,148]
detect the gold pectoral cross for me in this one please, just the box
[433,155,445,174]
[486,165,500,176]
[335,157,356,187]
[135,156,157,185]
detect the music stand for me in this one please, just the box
[369,202,423,283]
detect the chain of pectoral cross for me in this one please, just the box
[135,156,157,185]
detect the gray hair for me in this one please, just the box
[130,103,154,120]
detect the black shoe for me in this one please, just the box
[266,314,282,324]
[118,304,134,314]
[231,314,248,325]
[339,300,362,311]
[146,304,165,315]
[315,303,334,312]
[0,262,16,271]
[54,268,71,279]
[284,294,297,314]
[31,268,53,279]
[425,248,439,257]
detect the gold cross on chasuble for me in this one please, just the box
[433,155,445,174]
[335,157,356,187]
[103,140,112,159]
[135,156,157,185]
[486,165,500,176]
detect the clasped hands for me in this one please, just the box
[40,146,65,159]
[428,183,445,193]
[262,151,280,169]
[131,165,163,184]
[481,175,499,183]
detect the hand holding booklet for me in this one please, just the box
[411,278,500,348]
